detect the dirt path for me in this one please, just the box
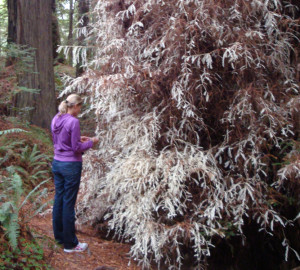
[28,188,142,270]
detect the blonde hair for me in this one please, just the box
[58,94,83,116]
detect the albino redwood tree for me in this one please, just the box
[59,0,299,269]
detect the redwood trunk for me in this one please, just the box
[6,0,18,66]
[52,0,61,61]
[13,0,56,130]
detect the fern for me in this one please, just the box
[0,140,24,164]
[0,167,50,251]
[10,170,23,206]
[0,140,24,151]
[7,212,20,251]
[19,178,51,210]
[0,128,27,136]
[0,171,22,250]
[0,202,13,223]
[4,43,35,73]
[0,140,25,167]
[0,142,50,189]
[20,144,49,166]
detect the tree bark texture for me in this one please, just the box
[6,0,18,66]
[13,0,56,130]
[51,0,61,61]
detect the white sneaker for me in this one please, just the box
[64,242,88,253]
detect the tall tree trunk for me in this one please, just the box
[51,0,61,62]
[6,0,18,66]
[76,0,89,77]
[68,0,74,65]
[12,0,56,130]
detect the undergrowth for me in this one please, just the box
[0,127,54,269]
[0,237,53,270]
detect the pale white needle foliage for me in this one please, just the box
[58,0,299,269]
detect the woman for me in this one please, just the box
[50,94,99,253]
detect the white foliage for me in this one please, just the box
[58,0,299,269]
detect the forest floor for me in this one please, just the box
[0,116,143,270]
[27,183,142,270]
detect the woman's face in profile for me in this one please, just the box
[73,104,82,116]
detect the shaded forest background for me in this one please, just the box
[0,1,97,269]
[0,0,92,130]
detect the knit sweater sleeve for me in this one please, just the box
[70,119,93,153]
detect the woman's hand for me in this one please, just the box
[80,136,90,142]
[91,137,99,144]
[80,136,99,144]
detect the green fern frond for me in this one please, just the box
[31,162,49,171]
[0,153,10,166]
[31,165,43,173]
[25,199,53,222]
[5,168,24,205]
[28,144,49,164]
[0,140,25,153]
[0,166,50,252]
[31,170,49,179]
[7,212,20,250]
[0,200,20,251]
[20,145,30,163]
[0,128,28,136]
[30,155,48,164]
[19,178,50,210]
[11,166,29,177]
[0,202,14,224]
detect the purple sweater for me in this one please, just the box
[51,113,93,162]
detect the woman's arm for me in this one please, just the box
[70,119,94,153]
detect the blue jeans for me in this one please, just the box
[51,159,82,249]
